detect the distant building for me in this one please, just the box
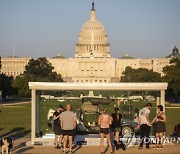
[166,46,180,58]
[0,57,30,77]
[0,3,179,81]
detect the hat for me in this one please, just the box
[58,105,64,109]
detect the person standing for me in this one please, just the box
[138,103,152,149]
[151,105,166,149]
[111,107,122,149]
[116,99,121,108]
[53,105,64,149]
[98,108,113,154]
[60,104,77,154]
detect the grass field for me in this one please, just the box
[0,99,180,138]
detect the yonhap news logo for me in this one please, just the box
[121,136,180,148]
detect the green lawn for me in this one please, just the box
[0,104,31,138]
[0,100,179,137]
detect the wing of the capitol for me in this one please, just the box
[0,4,180,82]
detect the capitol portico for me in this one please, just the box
[0,3,180,82]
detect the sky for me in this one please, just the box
[0,0,180,58]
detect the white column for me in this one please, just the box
[160,90,165,112]
[31,89,36,145]
[157,97,160,105]
[156,97,160,113]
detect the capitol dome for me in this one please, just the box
[75,3,110,58]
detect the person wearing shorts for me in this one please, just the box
[98,108,113,154]
[151,105,166,149]
[111,107,122,147]
[53,105,63,149]
[60,104,77,154]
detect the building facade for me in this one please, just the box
[0,57,30,77]
[0,4,179,82]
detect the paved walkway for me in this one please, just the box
[1,137,180,154]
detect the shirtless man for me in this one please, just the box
[98,108,113,154]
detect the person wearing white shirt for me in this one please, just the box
[138,103,152,149]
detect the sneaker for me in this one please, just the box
[57,145,62,149]
[157,146,163,149]
[69,150,74,153]
[138,146,143,149]
[62,149,66,154]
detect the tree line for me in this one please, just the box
[0,57,63,99]
[0,57,180,102]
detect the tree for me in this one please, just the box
[0,74,15,98]
[120,66,162,98]
[120,66,134,82]
[163,58,180,101]
[121,66,162,82]
[24,58,55,79]
[13,57,63,98]
[13,74,36,98]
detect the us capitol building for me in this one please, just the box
[1,4,180,82]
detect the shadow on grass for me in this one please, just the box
[0,127,31,152]
[0,127,30,140]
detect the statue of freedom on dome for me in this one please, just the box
[91,2,95,11]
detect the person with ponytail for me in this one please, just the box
[111,107,122,149]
